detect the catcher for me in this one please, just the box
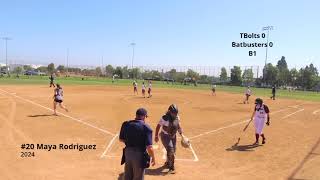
[155,104,189,174]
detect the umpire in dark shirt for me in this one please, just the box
[119,108,156,180]
[271,86,276,100]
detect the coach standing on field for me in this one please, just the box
[270,86,276,100]
[119,108,156,180]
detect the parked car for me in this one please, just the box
[24,70,42,75]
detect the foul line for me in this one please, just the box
[189,144,199,161]
[281,108,305,120]
[0,88,115,136]
[100,134,119,158]
[312,109,320,115]
[161,143,199,162]
[189,106,296,140]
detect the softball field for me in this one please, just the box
[1,85,319,179]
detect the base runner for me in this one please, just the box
[53,84,69,115]
[250,98,270,145]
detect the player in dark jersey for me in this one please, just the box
[270,86,276,100]
[49,74,55,88]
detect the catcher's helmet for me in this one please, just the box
[255,98,263,105]
[168,104,178,114]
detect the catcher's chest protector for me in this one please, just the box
[163,114,179,137]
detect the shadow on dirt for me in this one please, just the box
[145,165,168,176]
[226,143,262,152]
[118,166,169,179]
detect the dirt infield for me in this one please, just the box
[1,85,319,180]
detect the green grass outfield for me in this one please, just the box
[0,75,319,102]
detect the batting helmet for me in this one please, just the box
[168,104,178,114]
[255,98,263,105]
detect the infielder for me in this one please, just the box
[243,86,252,104]
[53,84,69,115]
[133,80,138,95]
[155,104,184,174]
[211,84,216,96]
[250,98,270,145]
[147,81,152,98]
[142,82,146,98]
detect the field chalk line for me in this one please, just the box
[0,88,115,136]
[189,106,300,140]
[100,133,119,158]
[281,108,305,120]
[161,143,199,162]
[312,109,320,115]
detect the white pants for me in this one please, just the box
[254,118,266,135]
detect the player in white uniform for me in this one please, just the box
[243,86,252,104]
[250,98,270,145]
[147,81,152,98]
[133,81,138,95]
[141,82,146,98]
[53,84,69,115]
[211,84,216,96]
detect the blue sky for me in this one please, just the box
[0,0,319,68]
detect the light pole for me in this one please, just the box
[2,37,12,75]
[262,26,273,83]
[129,42,136,69]
[66,48,69,77]
[262,26,273,66]
[101,55,104,76]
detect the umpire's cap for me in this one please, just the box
[255,98,263,105]
[136,108,148,117]
[168,104,178,114]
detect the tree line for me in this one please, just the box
[6,56,320,90]
[221,56,319,90]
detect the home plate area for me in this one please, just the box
[101,138,198,162]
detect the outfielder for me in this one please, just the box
[243,86,252,104]
[250,98,270,145]
[155,104,185,174]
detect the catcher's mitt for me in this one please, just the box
[181,137,191,148]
